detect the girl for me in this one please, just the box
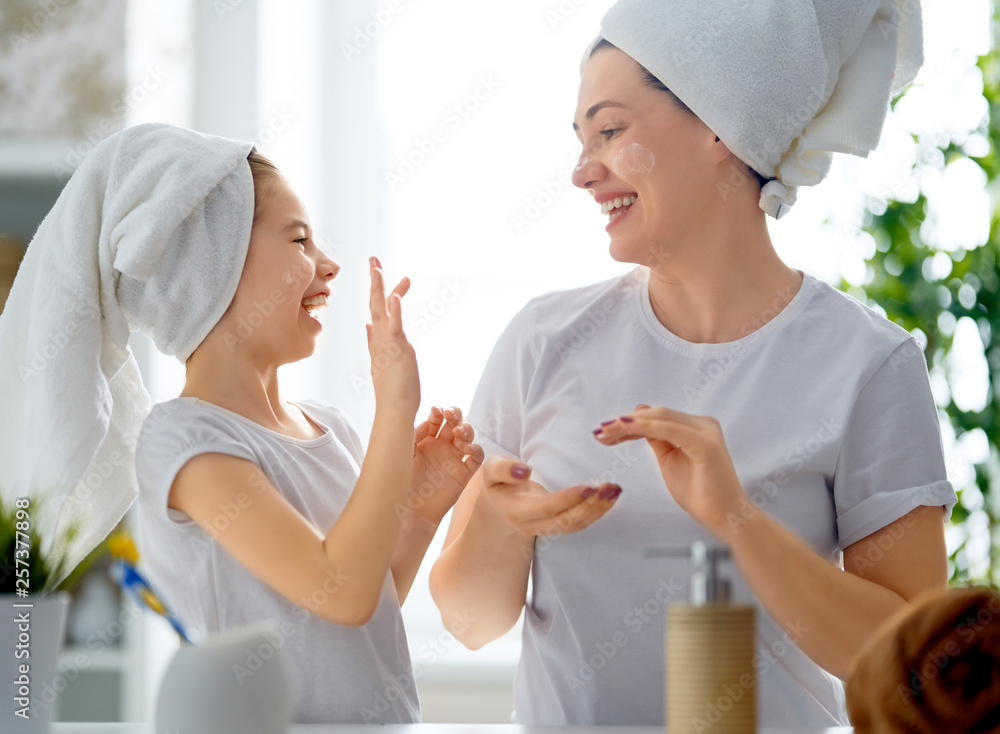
[430,0,956,727]
[0,122,482,724]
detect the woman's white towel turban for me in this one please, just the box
[586,0,924,218]
[0,123,254,584]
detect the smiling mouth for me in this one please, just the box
[301,293,328,318]
[601,195,637,220]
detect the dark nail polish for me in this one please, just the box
[581,487,597,498]
[600,420,615,426]
[592,428,603,435]
[599,484,621,500]
[511,464,529,480]
[610,486,623,500]
[620,416,634,423]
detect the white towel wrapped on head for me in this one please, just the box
[587,0,923,218]
[0,123,254,584]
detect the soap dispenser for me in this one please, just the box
[651,542,756,733]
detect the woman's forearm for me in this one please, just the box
[430,479,535,650]
[719,507,943,679]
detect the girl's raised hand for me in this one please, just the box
[593,405,746,542]
[367,256,419,416]
[480,456,622,536]
[407,406,485,528]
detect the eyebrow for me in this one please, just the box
[283,219,311,232]
[572,100,627,131]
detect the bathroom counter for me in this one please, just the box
[53,725,855,733]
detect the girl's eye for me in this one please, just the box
[294,237,308,247]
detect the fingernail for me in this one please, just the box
[599,483,621,500]
[620,416,634,423]
[511,464,529,480]
[592,428,603,435]
[580,487,597,498]
[600,420,615,426]
[610,486,623,501]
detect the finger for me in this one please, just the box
[518,484,622,534]
[596,413,702,451]
[366,323,372,345]
[503,483,617,524]
[462,443,485,475]
[390,276,411,300]
[368,257,387,323]
[413,420,431,444]
[440,407,463,441]
[482,456,532,489]
[387,292,403,331]
[425,405,445,438]
[451,422,475,449]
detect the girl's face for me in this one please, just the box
[222,176,340,364]
[572,46,725,266]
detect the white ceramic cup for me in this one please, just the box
[155,623,292,734]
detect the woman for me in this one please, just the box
[430,0,956,726]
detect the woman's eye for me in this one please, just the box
[600,128,621,140]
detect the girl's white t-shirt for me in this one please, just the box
[468,267,956,726]
[135,397,419,724]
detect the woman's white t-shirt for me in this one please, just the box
[468,267,956,726]
[135,397,419,724]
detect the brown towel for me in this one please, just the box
[846,586,1000,734]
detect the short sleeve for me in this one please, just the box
[834,338,958,548]
[135,402,255,526]
[467,303,540,461]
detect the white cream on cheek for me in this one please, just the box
[611,143,655,177]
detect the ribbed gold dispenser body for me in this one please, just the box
[666,603,756,733]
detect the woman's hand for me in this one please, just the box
[367,256,419,416]
[479,456,621,536]
[408,406,485,528]
[593,404,747,541]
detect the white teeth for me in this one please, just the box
[302,294,328,307]
[301,294,328,316]
[600,195,637,216]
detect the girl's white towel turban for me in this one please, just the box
[0,123,254,583]
[587,0,923,218]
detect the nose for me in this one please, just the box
[316,248,340,281]
[572,150,605,190]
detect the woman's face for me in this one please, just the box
[219,176,340,364]
[572,46,722,266]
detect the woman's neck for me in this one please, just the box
[644,213,802,344]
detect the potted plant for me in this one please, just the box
[1,495,75,733]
